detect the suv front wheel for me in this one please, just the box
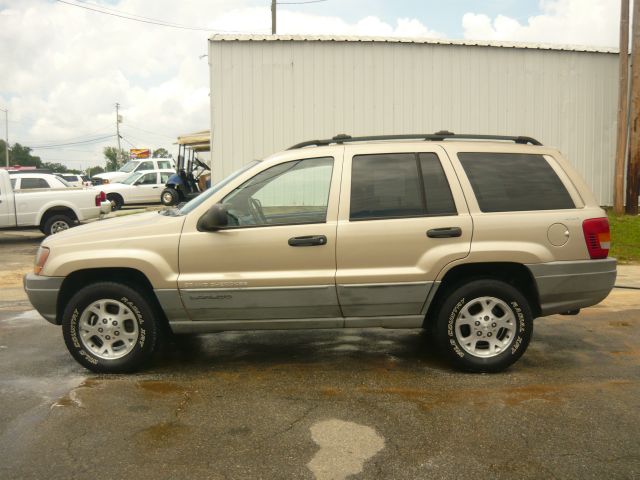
[434,279,533,373]
[61,282,163,373]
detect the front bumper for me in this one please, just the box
[526,258,617,316]
[23,274,64,325]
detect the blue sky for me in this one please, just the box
[249,0,542,37]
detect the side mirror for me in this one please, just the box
[197,203,229,232]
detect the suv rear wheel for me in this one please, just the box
[42,214,74,236]
[61,282,163,373]
[434,279,533,373]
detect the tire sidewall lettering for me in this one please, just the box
[447,297,466,358]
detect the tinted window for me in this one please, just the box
[138,173,158,185]
[61,175,76,182]
[420,153,457,215]
[223,157,333,227]
[136,161,154,171]
[350,153,456,220]
[458,153,575,212]
[21,178,50,189]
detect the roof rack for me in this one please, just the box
[287,131,543,149]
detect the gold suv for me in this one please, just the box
[24,133,617,373]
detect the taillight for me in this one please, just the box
[95,191,106,206]
[582,217,610,259]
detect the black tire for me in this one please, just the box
[42,214,74,236]
[161,187,179,206]
[61,282,163,373]
[106,193,124,211]
[434,279,533,373]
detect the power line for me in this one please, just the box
[31,134,116,149]
[277,0,328,4]
[55,0,268,34]
[18,128,113,145]
[122,124,175,140]
[120,136,137,149]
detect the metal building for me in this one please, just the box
[209,35,619,205]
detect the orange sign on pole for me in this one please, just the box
[130,148,151,159]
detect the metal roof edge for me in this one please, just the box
[208,34,617,54]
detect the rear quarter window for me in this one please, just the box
[458,152,575,212]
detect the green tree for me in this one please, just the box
[152,147,172,158]
[87,165,105,177]
[41,162,79,174]
[0,140,42,167]
[103,146,129,171]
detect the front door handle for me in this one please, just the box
[288,235,327,247]
[427,227,462,238]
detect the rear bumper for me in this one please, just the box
[23,274,64,325]
[526,258,617,316]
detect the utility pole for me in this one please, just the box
[271,0,276,34]
[0,108,8,168]
[614,0,630,215]
[626,0,640,215]
[115,103,122,171]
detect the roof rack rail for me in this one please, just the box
[287,131,542,149]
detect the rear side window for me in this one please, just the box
[350,153,456,220]
[20,178,50,189]
[458,153,575,212]
[157,160,172,170]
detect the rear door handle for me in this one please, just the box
[288,235,327,247]
[427,227,462,238]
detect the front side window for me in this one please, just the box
[138,173,158,185]
[350,153,456,220]
[458,153,575,212]
[222,157,334,227]
[20,177,50,189]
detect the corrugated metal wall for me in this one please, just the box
[209,37,619,205]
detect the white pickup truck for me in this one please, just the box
[0,170,111,235]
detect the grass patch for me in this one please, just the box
[608,211,640,263]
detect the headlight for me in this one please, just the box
[34,246,50,275]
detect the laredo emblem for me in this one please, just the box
[183,281,248,288]
[189,294,233,301]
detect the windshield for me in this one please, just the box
[121,172,142,185]
[120,161,139,173]
[178,160,260,215]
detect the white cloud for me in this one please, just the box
[0,0,620,170]
[0,0,440,169]
[462,0,619,48]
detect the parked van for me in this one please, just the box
[24,133,616,373]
